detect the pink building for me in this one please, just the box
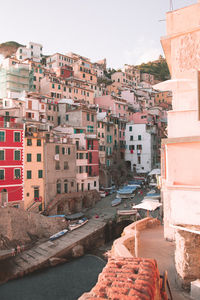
[94,95,128,119]
[154,0,200,241]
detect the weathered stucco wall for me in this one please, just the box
[175,226,200,290]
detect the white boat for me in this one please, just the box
[49,229,68,241]
[111,198,121,207]
[69,217,88,231]
[117,209,137,216]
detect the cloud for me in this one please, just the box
[123,39,162,65]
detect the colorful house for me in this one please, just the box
[0,115,24,207]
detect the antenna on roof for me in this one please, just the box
[170,0,173,11]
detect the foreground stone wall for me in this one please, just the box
[175,226,200,290]
[79,218,163,300]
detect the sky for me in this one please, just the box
[0,0,197,69]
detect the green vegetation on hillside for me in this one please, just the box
[137,55,170,81]
[0,41,24,58]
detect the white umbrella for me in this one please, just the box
[132,201,162,211]
[148,169,161,176]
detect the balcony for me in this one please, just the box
[0,121,23,129]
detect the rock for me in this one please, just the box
[72,245,84,258]
[49,257,67,267]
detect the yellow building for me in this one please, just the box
[24,132,45,211]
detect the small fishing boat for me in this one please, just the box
[111,198,122,207]
[145,192,160,199]
[117,209,137,216]
[49,229,68,241]
[117,185,137,199]
[69,217,88,231]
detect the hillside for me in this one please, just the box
[0,41,24,58]
[137,56,170,82]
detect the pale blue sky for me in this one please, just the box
[0,0,197,68]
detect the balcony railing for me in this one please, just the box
[0,122,23,129]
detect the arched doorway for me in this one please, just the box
[1,189,8,206]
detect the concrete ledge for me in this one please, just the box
[112,218,160,258]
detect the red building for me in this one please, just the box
[87,137,99,186]
[0,116,24,207]
[56,66,74,79]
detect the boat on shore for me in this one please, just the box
[117,185,137,199]
[111,198,121,207]
[117,209,137,216]
[49,229,68,241]
[69,217,88,231]
[145,192,160,199]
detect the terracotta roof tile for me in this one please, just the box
[79,257,161,299]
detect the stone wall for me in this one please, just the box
[112,217,160,258]
[175,225,200,290]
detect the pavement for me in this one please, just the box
[139,225,192,300]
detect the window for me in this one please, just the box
[14,150,20,161]
[0,150,4,160]
[64,161,69,169]
[87,113,90,121]
[137,144,142,150]
[14,169,21,179]
[88,183,90,191]
[38,170,43,178]
[0,169,4,180]
[64,181,68,193]
[55,145,59,154]
[58,85,60,90]
[137,155,141,164]
[79,166,83,173]
[130,136,133,141]
[37,154,41,162]
[90,76,93,81]
[27,153,32,162]
[37,139,41,146]
[79,153,83,159]
[27,170,32,179]
[55,161,60,170]
[91,115,94,122]
[138,135,141,141]
[27,139,32,146]
[83,73,85,78]
[129,126,132,132]
[57,180,61,194]
[68,148,71,155]
[0,131,5,142]
[94,181,96,187]
[66,114,69,121]
[62,147,65,155]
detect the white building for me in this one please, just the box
[16,42,43,63]
[46,53,74,70]
[125,123,157,174]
